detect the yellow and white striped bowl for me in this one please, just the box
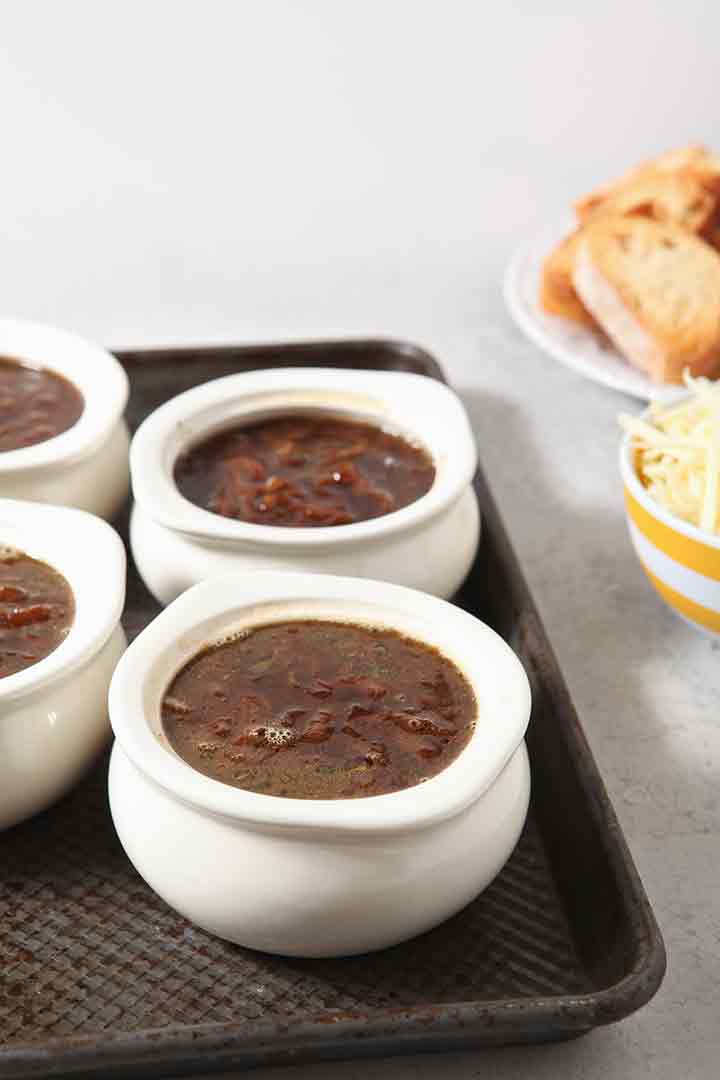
[621,423,720,637]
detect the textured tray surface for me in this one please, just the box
[0,340,664,1077]
[0,763,584,1045]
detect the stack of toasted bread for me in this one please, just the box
[540,145,720,384]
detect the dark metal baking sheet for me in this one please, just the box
[0,339,665,1079]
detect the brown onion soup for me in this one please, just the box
[0,549,75,678]
[0,357,84,452]
[162,621,476,799]
[173,415,435,527]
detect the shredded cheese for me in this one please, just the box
[620,372,720,534]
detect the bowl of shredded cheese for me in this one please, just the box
[620,374,720,636]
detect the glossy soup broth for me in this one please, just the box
[173,415,435,527]
[162,620,476,799]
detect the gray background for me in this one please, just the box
[2,3,717,1077]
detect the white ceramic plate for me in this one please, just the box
[503,221,687,404]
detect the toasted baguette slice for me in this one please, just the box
[706,220,720,251]
[572,217,720,384]
[585,171,717,235]
[540,229,597,326]
[575,144,720,220]
[543,170,720,327]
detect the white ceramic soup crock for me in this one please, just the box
[129,367,480,606]
[0,319,130,520]
[108,571,531,958]
[0,499,127,830]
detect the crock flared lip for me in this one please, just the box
[0,319,128,472]
[0,499,126,703]
[108,572,531,835]
[619,400,720,550]
[129,367,478,547]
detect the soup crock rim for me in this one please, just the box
[129,367,477,547]
[108,571,531,835]
[0,318,128,472]
[0,499,126,703]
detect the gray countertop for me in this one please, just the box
[2,3,717,1076]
